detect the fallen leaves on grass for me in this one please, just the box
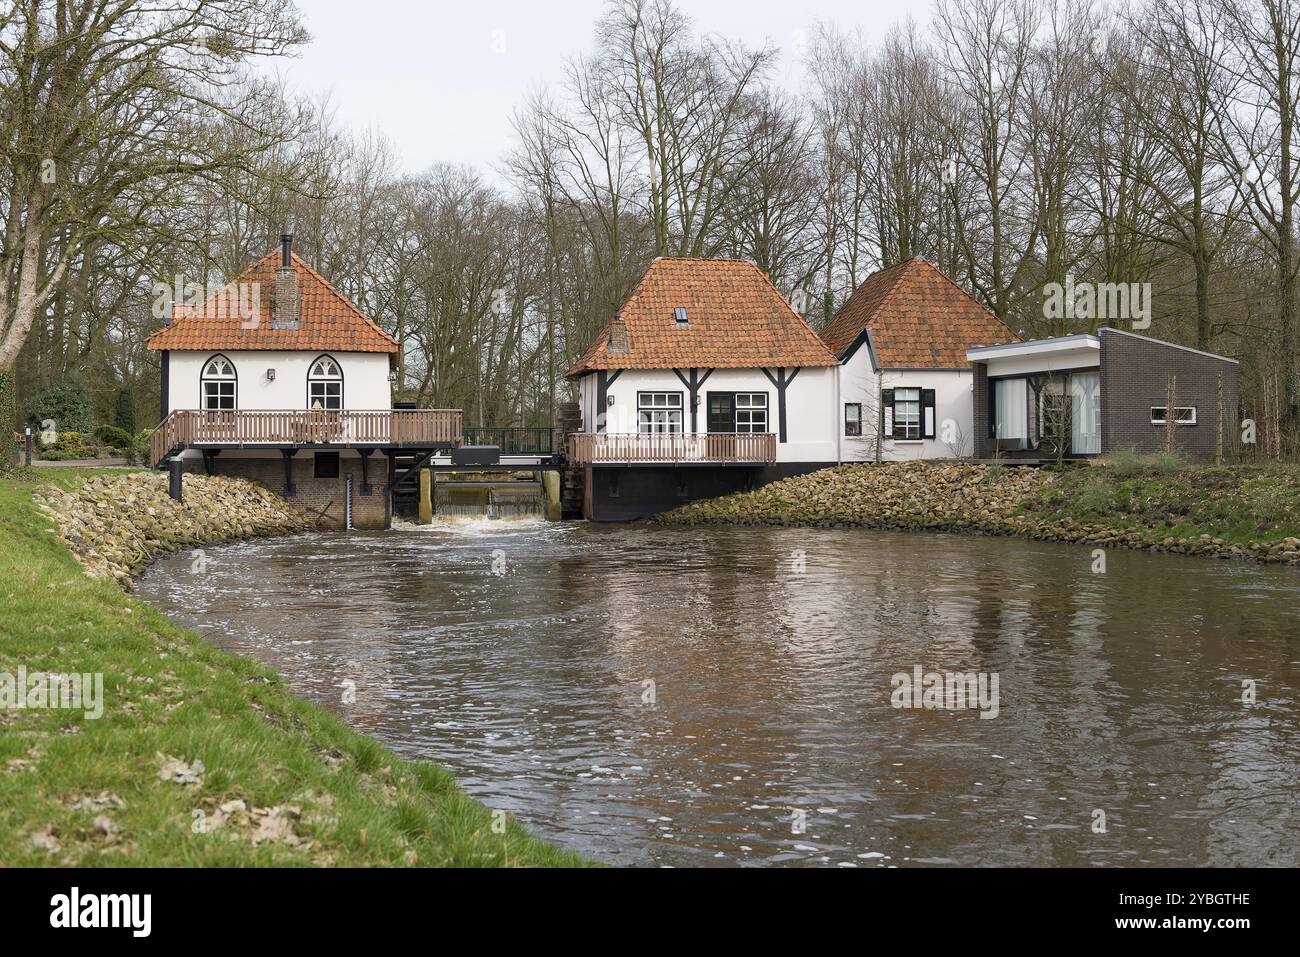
[30,826,60,853]
[69,790,126,812]
[191,798,307,847]
[157,752,204,787]
[89,815,120,844]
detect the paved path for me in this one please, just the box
[27,458,133,468]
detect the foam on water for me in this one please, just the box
[392,515,555,537]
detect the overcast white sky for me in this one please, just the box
[273,0,934,177]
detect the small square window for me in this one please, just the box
[314,452,340,479]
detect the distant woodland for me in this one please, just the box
[4,0,1300,455]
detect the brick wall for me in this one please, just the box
[1099,329,1239,458]
[183,451,390,529]
[972,362,992,458]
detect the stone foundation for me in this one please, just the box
[182,450,390,529]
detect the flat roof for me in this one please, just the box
[966,334,1100,361]
[966,328,1239,365]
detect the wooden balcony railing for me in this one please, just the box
[150,409,462,467]
[567,431,777,465]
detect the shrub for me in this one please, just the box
[93,424,133,449]
[1245,481,1294,532]
[115,429,153,465]
[24,379,93,433]
[40,448,99,461]
[1073,475,1117,519]
[113,387,137,434]
[38,430,99,461]
[1099,449,1189,479]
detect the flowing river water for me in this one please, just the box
[135,519,1300,867]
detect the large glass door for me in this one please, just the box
[994,378,1029,450]
[1071,372,1101,454]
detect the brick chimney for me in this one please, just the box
[272,233,299,329]
[607,313,628,353]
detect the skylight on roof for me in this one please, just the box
[674,307,689,324]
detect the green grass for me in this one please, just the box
[0,467,588,867]
[1018,457,1300,545]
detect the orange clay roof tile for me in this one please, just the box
[820,258,1019,368]
[146,249,399,357]
[564,258,838,377]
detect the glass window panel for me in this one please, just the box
[638,406,682,434]
[893,390,921,439]
[1070,373,1100,454]
[995,378,1028,445]
[845,403,862,436]
[735,406,768,433]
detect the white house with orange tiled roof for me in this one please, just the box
[819,257,1021,462]
[149,235,401,419]
[146,236,462,529]
[564,257,841,520]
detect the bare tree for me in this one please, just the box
[1216,0,1300,443]
[596,0,775,257]
[0,0,307,454]
[930,0,1041,322]
[1123,0,1241,349]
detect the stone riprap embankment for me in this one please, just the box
[659,462,1048,532]
[657,462,1300,566]
[35,472,307,588]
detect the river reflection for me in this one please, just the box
[136,519,1300,867]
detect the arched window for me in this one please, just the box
[201,355,237,410]
[307,355,343,411]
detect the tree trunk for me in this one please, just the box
[0,370,16,475]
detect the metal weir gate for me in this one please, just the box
[389,427,563,523]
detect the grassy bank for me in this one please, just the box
[0,468,586,866]
[658,457,1300,564]
[1018,455,1300,550]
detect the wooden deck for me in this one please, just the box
[567,431,777,465]
[150,409,463,467]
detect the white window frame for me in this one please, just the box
[845,402,863,437]
[893,387,922,440]
[734,393,768,434]
[637,391,683,434]
[1151,406,1197,426]
[201,355,237,411]
[308,355,343,411]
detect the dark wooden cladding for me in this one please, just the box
[150,409,463,466]
[567,431,777,464]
